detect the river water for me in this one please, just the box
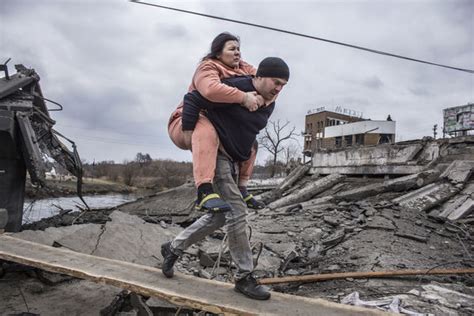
[22,194,137,224]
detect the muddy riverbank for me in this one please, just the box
[24,178,152,199]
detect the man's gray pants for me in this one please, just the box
[170,154,253,280]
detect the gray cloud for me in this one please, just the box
[362,76,384,90]
[409,87,431,97]
[1,0,472,163]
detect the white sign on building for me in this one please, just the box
[325,120,396,138]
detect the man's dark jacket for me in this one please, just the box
[182,76,275,162]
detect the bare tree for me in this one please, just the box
[121,160,137,186]
[259,120,298,177]
[282,142,301,170]
[135,152,152,166]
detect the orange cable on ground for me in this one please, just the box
[258,268,474,285]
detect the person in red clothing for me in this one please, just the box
[168,32,265,212]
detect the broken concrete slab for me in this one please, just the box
[251,231,293,249]
[257,165,310,204]
[310,165,426,175]
[366,216,396,231]
[300,227,324,243]
[310,142,428,175]
[13,224,88,246]
[117,183,198,224]
[198,237,228,256]
[436,182,474,220]
[55,224,104,254]
[264,242,297,258]
[310,136,474,175]
[145,296,193,315]
[0,277,121,316]
[392,182,461,213]
[268,174,344,209]
[279,196,335,214]
[447,198,474,221]
[35,269,75,285]
[440,160,474,184]
[313,143,424,167]
[335,169,440,201]
[254,248,282,274]
[408,282,474,312]
[278,164,310,193]
[323,215,340,227]
[321,229,345,248]
[46,211,182,267]
[259,222,301,234]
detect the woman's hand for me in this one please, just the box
[241,91,264,112]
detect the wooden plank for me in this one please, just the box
[0,235,388,316]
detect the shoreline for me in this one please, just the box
[25,178,139,199]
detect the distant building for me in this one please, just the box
[323,120,396,150]
[443,103,474,137]
[303,107,396,156]
[303,109,364,155]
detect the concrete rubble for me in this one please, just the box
[0,136,473,315]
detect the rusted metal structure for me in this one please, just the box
[0,60,84,232]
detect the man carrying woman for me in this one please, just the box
[164,50,290,300]
[168,32,265,213]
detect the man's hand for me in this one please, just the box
[256,95,265,107]
[183,130,193,149]
[241,92,264,112]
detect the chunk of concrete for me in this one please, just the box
[54,211,182,267]
[13,224,88,246]
[281,196,335,213]
[312,143,424,167]
[447,198,474,221]
[366,216,396,231]
[116,183,198,224]
[268,174,344,209]
[55,224,104,254]
[392,182,460,213]
[146,296,183,310]
[0,278,121,316]
[300,227,323,243]
[437,183,474,220]
[257,165,310,204]
[254,248,281,272]
[265,242,297,258]
[336,169,440,201]
[440,160,474,184]
[408,283,474,311]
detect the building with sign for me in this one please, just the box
[303,107,396,156]
[443,103,473,137]
[323,119,396,149]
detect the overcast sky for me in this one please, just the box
[1,0,473,164]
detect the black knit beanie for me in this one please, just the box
[256,57,290,81]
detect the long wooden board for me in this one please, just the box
[0,235,391,315]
